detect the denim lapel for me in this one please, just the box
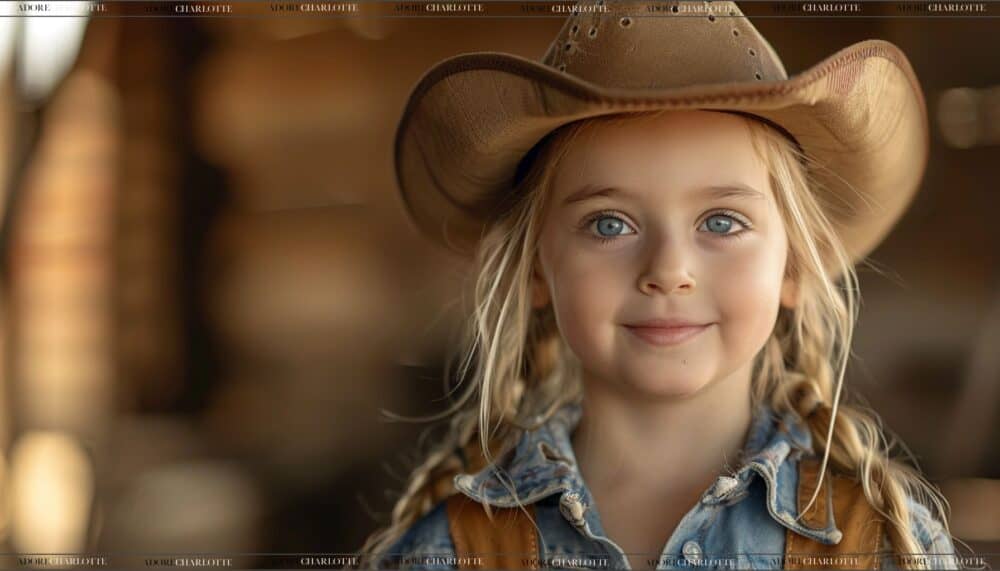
[452,398,843,544]
[453,401,587,507]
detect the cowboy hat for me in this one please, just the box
[394,0,929,266]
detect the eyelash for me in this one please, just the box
[580,209,754,244]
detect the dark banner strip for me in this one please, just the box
[0,552,995,569]
[5,1,1000,18]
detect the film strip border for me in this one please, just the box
[6,0,1000,18]
[1,552,996,569]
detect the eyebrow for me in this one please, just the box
[561,183,767,205]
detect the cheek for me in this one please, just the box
[546,251,624,351]
[713,239,786,332]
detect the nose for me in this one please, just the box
[637,235,696,296]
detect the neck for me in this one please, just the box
[570,362,754,495]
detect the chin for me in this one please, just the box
[624,371,713,399]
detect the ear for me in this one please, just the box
[531,257,551,310]
[780,271,798,309]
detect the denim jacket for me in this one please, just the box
[375,401,960,570]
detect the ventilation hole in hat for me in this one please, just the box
[558,64,567,72]
[588,26,598,38]
[671,4,679,12]
[565,42,573,52]
[619,16,632,27]
[748,48,757,56]
[755,72,762,80]
[708,14,716,22]
[729,9,735,15]
[571,24,579,34]
[732,29,739,36]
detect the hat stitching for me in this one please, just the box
[394,44,928,228]
[395,6,929,260]
[394,23,928,208]
[399,42,922,116]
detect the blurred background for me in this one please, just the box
[0,3,996,566]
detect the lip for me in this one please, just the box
[624,321,713,347]
[626,318,707,328]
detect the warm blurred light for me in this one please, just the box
[13,69,117,436]
[941,478,1000,541]
[943,291,1000,474]
[17,6,89,102]
[0,453,10,542]
[15,224,113,434]
[208,210,398,358]
[9,431,93,553]
[938,86,1000,149]
[107,462,259,552]
[0,4,15,81]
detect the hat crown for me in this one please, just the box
[543,1,788,89]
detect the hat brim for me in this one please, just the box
[395,39,929,267]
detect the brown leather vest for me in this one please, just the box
[443,457,885,570]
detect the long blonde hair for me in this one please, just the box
[360,110,953,569]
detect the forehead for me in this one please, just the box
[551,111,772,204]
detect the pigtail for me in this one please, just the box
[356,408,473,569]
[746,118,956,571]
[765,302,944,571]
[781,369,942,569]
[358,122,586,568]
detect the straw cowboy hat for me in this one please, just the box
[394,0,929,266]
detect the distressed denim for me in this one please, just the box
[373,401,960,570]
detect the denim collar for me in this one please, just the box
[452,399,844,545]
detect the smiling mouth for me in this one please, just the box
[624,323,712,347]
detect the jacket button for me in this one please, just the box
[682,540,703,563]
[712,475,739,497]
[559,491,587,527]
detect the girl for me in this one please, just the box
[362,2,961,569]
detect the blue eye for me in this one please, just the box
[699,212,751,237]
[582,212,636,243]
[705,215,734,233]
[596,216,626,236]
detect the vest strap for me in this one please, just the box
[785,457,886,570]
[443,450,886,569]
[445,493,539,570]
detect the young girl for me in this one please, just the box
[362,2,961,569]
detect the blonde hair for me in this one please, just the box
[360,110,953,569]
